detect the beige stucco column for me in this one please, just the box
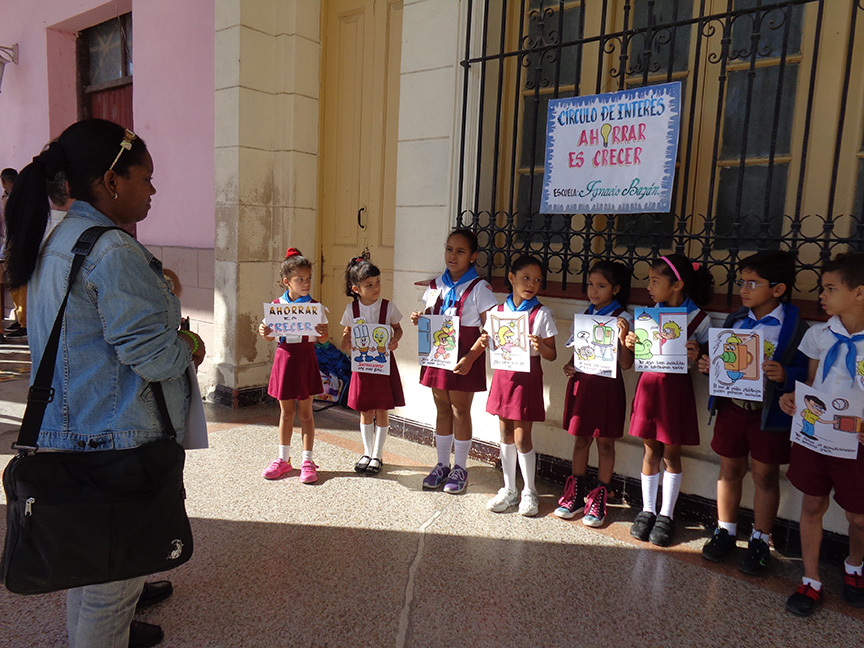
[212,0,321,406]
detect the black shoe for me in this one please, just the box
[630,511,656,541]
[649,514,675,546]
[739,537,771,575]
[785,583,823,617]
[129,620,164,648]
[5,322,20,332]
[6,327,26,338]
[702,527,736,562]
[843,571,864,608]
[136,580,173,609]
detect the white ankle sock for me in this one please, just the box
[373,425,388,459]
[802,577,822,591]
[360,423,374,456]
[435,433,453,466]
[302,450,313,463]
[279,445,291,462]
[518,450,537,493]
[846,559,864,576]
[659,471,682,519]
[751,529,770,544]
[719,521,737,535]
[641,472,660,514]
[453,439,472,469]
[500,443,517,492]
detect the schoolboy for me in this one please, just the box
[698,250,809,575]
[780,252,864,616]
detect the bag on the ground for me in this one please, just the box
[315,341,351,406]
[1,227,194,594]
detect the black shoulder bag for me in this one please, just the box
[1,226,194,594]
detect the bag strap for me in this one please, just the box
[14,226,175,451]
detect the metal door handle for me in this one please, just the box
[358,206,366,230]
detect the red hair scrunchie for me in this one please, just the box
[285,247,301,259]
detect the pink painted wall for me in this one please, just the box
[0,0,215,249]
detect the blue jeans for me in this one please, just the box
[66,576,146,648]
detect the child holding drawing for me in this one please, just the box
[340,254,405,475]
[697,251,808,575]
[410,229,498,494]
[468,255,557,516]
[556,261,633,527]
[624,254,713,546]
[259,248,329,484]
[778,252,864,616]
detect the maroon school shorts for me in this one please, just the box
[787,443,864,514]
[711,400,791,465]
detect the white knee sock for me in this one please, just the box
[500,443,517,491]
[435,433,453,466]
[641,472,660,514]
[518,450,537,493]
[453,439,472,469]
[360,423,374,457]
[659,471,682,519]
[373,425,388,460]
[279,445,291,462]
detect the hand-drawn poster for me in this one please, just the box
[488,312,531,373]
[541,82,681,214]
[632,307,688,374]
[418,314,459,371]
[570,314,618,378]
[707,328,763,401]
[792,381,862,460]
[263,302,323,337]
[349,318,391,376]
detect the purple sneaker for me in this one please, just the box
[422,463,451,490]
[443,465,468,494]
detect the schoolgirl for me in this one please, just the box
[624,254,713,546]
[474,255,558,516]
[340,255,405,475]
[259,248,329,484]
[556,261,634,527]
[410,229,498,494]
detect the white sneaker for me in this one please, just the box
[486,487,519,512]
[519,489,540,517]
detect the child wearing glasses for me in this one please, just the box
[698,251,809,575]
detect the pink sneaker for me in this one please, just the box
[299,460,319,484]
[262,458,292,480]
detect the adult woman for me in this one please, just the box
[4,119,205,648]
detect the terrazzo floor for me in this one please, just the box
[1,396,863,647]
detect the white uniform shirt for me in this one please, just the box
[420,273,498,327]
[799,315,864,392]
[340,298,402,328]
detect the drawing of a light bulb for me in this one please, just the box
[353,319,371,362]
[600,123,612,148]
[372,326,389,362]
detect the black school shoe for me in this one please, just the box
[136,580,173,609]
[843,571,864,608]
[739,537,771,576]
[129,620,164,648]
[785,583,823,617]
[702,527,736,562]
[630,511,656,541]
[649,514,675,546]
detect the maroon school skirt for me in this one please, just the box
[563,371,626,438]
[628,371,700,446]
[268,341,324,401]
[348,354,406,412]
[486,356,545,422]
[419,327,486,392]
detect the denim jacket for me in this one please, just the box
[27,201,192,451]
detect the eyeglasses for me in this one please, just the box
[734,279,779,290]
[107,129,137,172]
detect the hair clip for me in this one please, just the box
[108,129,137,172]
[285,247,301,258]
[691,262,701,271]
